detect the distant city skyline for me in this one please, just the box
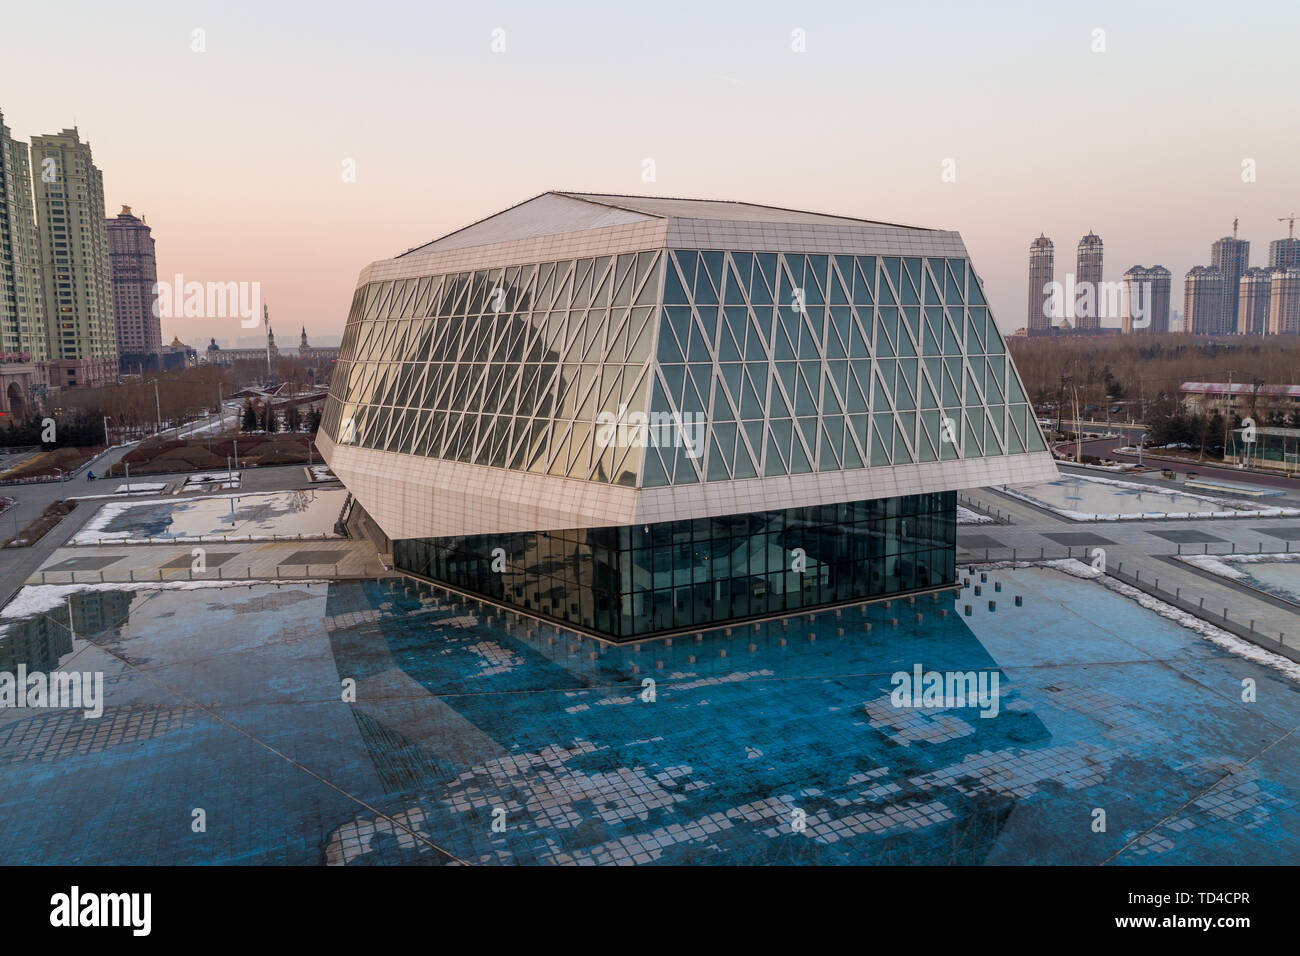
[2,0,1298,343]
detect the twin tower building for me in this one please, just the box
[1025,232,1170,335]
[1026,228,1300,336]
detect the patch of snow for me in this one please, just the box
[186,471,241,484]
[956,506,993,525]
[113,482,167,494]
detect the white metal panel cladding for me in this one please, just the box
[319,195,1056,539]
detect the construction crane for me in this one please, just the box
[1281,213,1299,239]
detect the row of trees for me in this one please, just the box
[1145,408,1229,459]
[2,411,106,449]
[57,365,230,433]
[239,399,320,434]
[1008,334,1300,422]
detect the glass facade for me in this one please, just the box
[393,491,956,641]
[320,249,1044,489]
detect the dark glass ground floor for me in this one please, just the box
[393,491,956,641]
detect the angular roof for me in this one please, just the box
[401,191,928,257]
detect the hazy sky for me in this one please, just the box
[3,0,1298,344]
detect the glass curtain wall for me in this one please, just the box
[393,491,955,640]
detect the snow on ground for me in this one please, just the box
[173,405,241,439]
[1000,472,1300,522]
[183,471,242,491]
[306,465,336,482]
[971,557,1300,682]
[182,481,239,492]
[956,506,993,525]
[72,488,345,544]
[186,471,241,484]
[1176,551,1300,595]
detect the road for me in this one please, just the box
[1069,436,1300,492]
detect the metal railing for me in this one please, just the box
[38,563,346,585]
[956,493,1013,525]
[64,531,338,548]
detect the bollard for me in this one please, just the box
[994,582,1001,592]
[861,623,871,632]
[1014,595,1022,606]
[974,585,981,596]
[988,600,996,611]
[938,608,948,618]
[964,604,972,617]
[914,613,922,624]
[888,618,898,627]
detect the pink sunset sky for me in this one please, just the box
[3,0,1297,345]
